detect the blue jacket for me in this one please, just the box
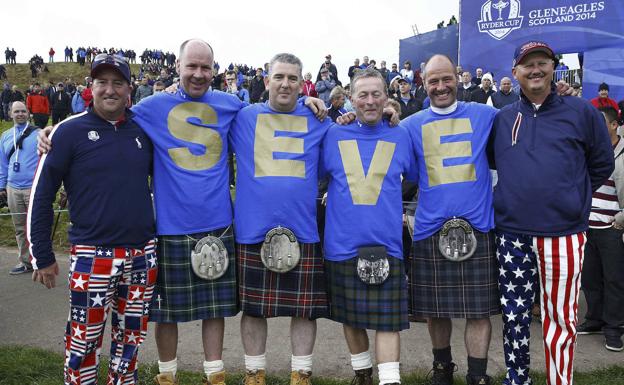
[489,86,614,236]
[28,108,155,269]
[71,92,85,114]
[0,123,40,189]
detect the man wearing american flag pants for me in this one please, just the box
[28,55,157,385]
[489,41,614,385]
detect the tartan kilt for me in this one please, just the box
[409,229,500,319]
[238,242,329,319]
[325,257,409,331]
[148,226,238,323]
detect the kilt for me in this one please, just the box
[148,226,238,323]
[238,242,328,319]
[409,229,500,319]
[325,257,409,331]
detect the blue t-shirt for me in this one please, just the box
[132,89,244,235]
[404,102,497,241]
[322,120,416,261]
[230,102,331,244]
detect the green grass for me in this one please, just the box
[2,62,142,91]
[1,346,623,385]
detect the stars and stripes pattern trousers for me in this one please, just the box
[496,231,585,385]
[64,240,157,385]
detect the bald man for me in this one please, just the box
[487,77,518,109]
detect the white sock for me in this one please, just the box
[378,362,400,385]
[351,351,373,371]
[158,358,177,376]
[291,354,313,372]
[244,354,266,371]
[203,360,224,376]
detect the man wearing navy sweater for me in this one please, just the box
[28,55,156,385]
[489,41,614,385]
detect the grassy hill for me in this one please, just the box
[2,62,142,91]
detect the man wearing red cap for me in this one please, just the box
[489,41,614,385]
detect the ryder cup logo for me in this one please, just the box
[478,0,524,40]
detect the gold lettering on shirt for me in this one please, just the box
[254,114,307,178]
[338,140,396,205]
[167,102,222,171]
[422,118,475,187]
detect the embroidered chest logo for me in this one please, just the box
[135,137,142,149]
[88,131,100,141]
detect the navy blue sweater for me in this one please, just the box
[28,108,155,269]
[489,87,614,236]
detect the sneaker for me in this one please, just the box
[154,372,179,385]
[466,374,491,385]
[577,320,604,335]
[290,370,312,385]
[426,361,456,385]
[9,263,33,275]
[604,329,624,352]
[203,370,226,385]
[350,368,373,385]
[243,369,266,385]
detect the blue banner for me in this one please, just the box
[400,24,459,72]
[459,0,624,85]
[583,47,624,102]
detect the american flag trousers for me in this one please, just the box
[496,231,586,385]
[64,239,157,385]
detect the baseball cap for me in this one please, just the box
[397,76,409,84]
[90,54,131,84]
[513,41,555,67]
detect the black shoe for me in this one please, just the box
[604,328,624,352]
[465,374,491,385]
[350,368,373,385]
[577,320,604,335]
[426,361,456,385]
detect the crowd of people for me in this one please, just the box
[0,36,622,385]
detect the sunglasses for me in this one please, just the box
[93,53,128,67]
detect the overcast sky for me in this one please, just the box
[2,0,460,80]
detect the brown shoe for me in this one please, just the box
[243,369,266,385]
[290,370,312,385]
[154,372,179,385]
[350,368,373,385]
[203,370,226,385]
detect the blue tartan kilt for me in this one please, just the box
[409,230,501,319]
[325,257,409,332]
[148,227,239,323]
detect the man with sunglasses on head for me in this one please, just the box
[29,53,157,385]
[488,41,614,385]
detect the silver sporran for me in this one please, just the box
[191,236,229,280]
[438,218,478,262]
[260,226,300,273]
[356,246,390,285]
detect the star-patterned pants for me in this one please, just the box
[64,240,157,385]
[496,231,586,385]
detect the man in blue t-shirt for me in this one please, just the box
[230,53,331,385]
[402,55,500,385]
[323,68,416,385]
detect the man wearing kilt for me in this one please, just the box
[322,68,417,385]
[402,55,500,385]
[229,53,331,385]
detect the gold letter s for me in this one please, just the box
[167,102,222,171]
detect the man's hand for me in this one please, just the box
[32,262,59,289]
[0,189,7,204]
[336,111,356,125]
[383,107,400,126]
[304,97,328,121]
[165,83,178,94]
[555,80,573,96]
[37,126,53,155]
